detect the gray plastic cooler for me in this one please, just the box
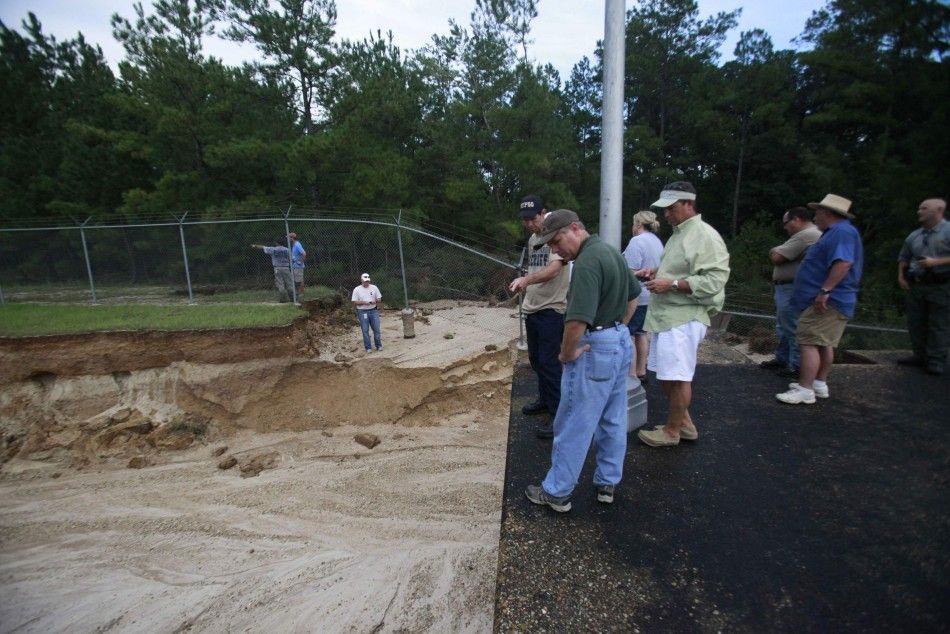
[626,375,648,432]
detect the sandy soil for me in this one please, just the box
[0,302,758,633]
[0,302,518,633]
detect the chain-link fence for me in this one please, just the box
[0,209,909,353]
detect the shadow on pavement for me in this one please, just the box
[495,361,949,632]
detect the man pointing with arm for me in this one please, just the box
[508,195,570,438]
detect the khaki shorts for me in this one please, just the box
[292,268,304,283]
[796,305,848,347]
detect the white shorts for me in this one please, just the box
[647,321,708,381]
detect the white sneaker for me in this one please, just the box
[788,382,829,398]
[776,387,816,405]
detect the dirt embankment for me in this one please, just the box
[0,299,516,469]
[0,300,518,633]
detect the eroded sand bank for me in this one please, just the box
[0,302,517,633]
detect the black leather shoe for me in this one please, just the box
[897,356,925,367]
[535,424,554,439]
[759,358,785,369]
[776,367,798,378]
[521,400,547,415]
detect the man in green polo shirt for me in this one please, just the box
[634,181,730,448]
[524,209,640,512]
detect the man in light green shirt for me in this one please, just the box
[634,181,730,448]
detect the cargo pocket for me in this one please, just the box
[585,347,616,382]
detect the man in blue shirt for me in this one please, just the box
[777,194,863,405]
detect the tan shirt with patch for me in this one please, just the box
[522,232,569,314]
[772,224,822,282]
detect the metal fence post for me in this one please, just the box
[396,209,410,310]
[177,212,194,304]
[0,282,5,305]
[78,217,97,303]
[516,246,528,351]
[283,206,298,304]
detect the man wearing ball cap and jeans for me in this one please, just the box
[634,181,730,448]
[524,209,640,512]
[352,273,383,352]
[776,194,863,405]
[508,195,570,438]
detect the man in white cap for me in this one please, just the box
[634,181,730,448]
[776,194,863,404]
[352,273,383,352]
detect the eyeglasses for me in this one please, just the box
[782,219,792,226]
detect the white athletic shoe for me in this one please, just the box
[788,382,829,398]
[776,387,816,405]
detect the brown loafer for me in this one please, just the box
[637,427,680,447]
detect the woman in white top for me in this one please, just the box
[622,210,665,382]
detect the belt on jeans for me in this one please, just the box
[585,322,620,333]
[359,307,377,311]
[773,280,793,285]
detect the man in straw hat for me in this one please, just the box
[776,194,864,405]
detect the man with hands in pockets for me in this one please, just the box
[524,209,640,512]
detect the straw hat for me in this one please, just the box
[808,194,854,219]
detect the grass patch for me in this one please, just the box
[207,285,336,303]
[0,303,307,337]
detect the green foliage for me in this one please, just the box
[0,0,947,327]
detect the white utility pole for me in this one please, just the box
[599,0,626,249]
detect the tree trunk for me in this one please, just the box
[731,119,747,238]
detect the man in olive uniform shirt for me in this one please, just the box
[897,197,950,375]
[634,181,731,448]
[524,209,640,512]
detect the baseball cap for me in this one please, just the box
[360,273,371,282]
[518,195,545,218]
[650,182,697,209]
[534,209,580,247]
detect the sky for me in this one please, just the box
[1,0,826,79]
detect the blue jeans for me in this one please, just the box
[774,284,801,370]
[542,324,633,498]
[525,309,564,414]
[358,309,382,350]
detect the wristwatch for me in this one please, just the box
[819,287,832,295]
[672,279,679,292]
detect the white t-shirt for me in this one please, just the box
[623,232,664,305]
[352,284,382,309]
